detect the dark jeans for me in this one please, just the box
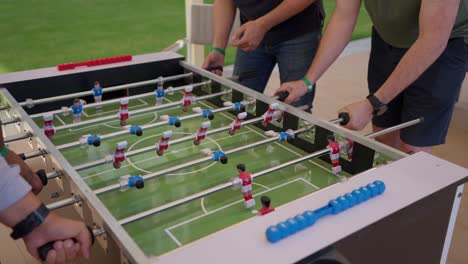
[233,30,321,109]
[368,28,465,147]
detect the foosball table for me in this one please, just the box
[0,52,467,264]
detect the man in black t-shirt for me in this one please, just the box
[202,0,324,109]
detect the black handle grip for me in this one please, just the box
[338,112,350,126]
[36,169,48,186]
[276,91,289,102]
[206,66,223,73]
[38,225,95,261]
[18,153,26,160]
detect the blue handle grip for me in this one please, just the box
[266,180,386,243]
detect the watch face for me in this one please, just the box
[375,105,388,116]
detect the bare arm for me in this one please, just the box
[338,0,461,132]
[212,0,237,49]
[374,0,461,104]
[275,0,361,104]
[304,0,361,84]
[232,0,317,51]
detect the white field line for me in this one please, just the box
[200,197,208,214]
[165,229,182,246]
[82,130,253,180]
[68,105,178,132]
[81,98,148,118]
[165,177,313,235]
[252,182,271,190]
[299,177,320,189]
[55,115,66,126]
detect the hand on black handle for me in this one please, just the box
[276,91,289,102]
[338,112,350,126]
[36,169,48,186]
[206,66,223,73]
[18,153,26,160]
[38,225,95,261]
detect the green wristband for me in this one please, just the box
[301,77,313,91]
[211,47,226,56]
[1,145,8,157]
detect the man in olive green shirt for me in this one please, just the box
[276,0,467,154]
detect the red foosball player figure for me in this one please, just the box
[236,164,256,208]
[43,113,55,139]
[229,112,247,135]
[113,141,128,169]
[119,98,129,126]
[182,86,193,112]
[327,135,342,173]
[261,103,279,127]
[258,196,275,216]
[156,130,173,156]
[194,121,211,146]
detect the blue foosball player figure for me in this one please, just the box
[201,149,228,164]
[119,175,144,192]
[130,126,143,136]
[92,81,103,108]
[155,76,165,106]
[70,98,84,123]
[87,135,101,147]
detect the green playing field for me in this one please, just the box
[33,90,348,256]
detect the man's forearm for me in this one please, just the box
[0,192,40,227]
[305,0,361,84]
[256,0,316,32]
[212,0,237,49]
[374,0,459,104]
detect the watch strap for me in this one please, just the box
[366,93,386,115]
[10,203,49,240]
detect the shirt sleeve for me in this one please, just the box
[0,157,32,211]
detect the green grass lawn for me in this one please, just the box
[0,1,371,73]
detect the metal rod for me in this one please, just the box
[47,170,63,180]
[57,96,234,151]
[366,118,424,139]
[20,149,46,160]
[3,132,32,143]
[47,196,82,210]
[119,147,330,225]
[54,90,228,132]
[94,128,306,195]
[0,105,10,111]
[75,116,263,172]
[65,103,234,150]
[18,73,193,107]
[29,81,209,119]
[1,117,20,125]
[117,117,421,225]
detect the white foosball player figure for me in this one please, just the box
[340,138,354,161]
[231,163,255,208]
[327,135,342,173]
[43,113,55,139]
[229,112,247,135]
[156,130,173,156]
[113,141,128,169]
[261,103,279,127]
[119,98,129,126]
[194,121,211,146]
[182,86,194,112]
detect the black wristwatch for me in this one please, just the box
[10,203,50,240]
[366,93,388,116]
